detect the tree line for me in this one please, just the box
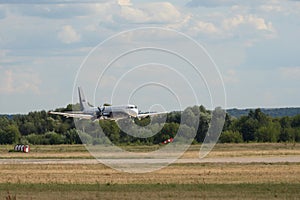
[0,105,300,145]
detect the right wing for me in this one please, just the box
[49,111,93,120]
[136,111,168,119]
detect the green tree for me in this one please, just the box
[0,117,21,144]
[5,124,21,144]
[181,107,198,127]
[222,113,233,132]
[280,116,291,128]
[255,121,280,142]
[154,122,179,144]
[25,134,44,145]
[65,128,82,144]
[20,121,36,135]
[176,124,196,143]
[279,127,296,142]
[167,111,181,124]
[219,130,243,143]
[205,107,226,143]
[238,117,259,142]
[254,108,269,126]
[195,112,211,143]
[134,117,151,127]
[291,115,300,128]
[77,130,93,144]
[99,120,120,144]
[295,128,300,142]
[45,132,65,145]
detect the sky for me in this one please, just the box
[0,0,300,114]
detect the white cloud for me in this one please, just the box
[259,4,282,12]
[119,6,148,23]
[12,3,110,19]
[117,2,182,24]
[167,14,191,30]
[1,0,300,112]
[221,14,276,42]
[247,15,273,31]
[118,0,132,6]
[185,19,221,38]
[193,21,219,34]
[280,67,300,80]
[223,15,244,29]
[186,0,284,9]
[223,15,274,31]
[57,25,81,44]
[143,2,181,23]
[184,14,276,42]
[0,69,41,94]
[186,0,237,8]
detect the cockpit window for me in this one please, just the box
[127,106,137,109]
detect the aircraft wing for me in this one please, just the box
[49,111,93,120]
[136,111,168,119]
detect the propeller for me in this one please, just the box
[96,106,105,119]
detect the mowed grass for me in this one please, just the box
[1,143,300,199]
[0,144,91,159]
[184,143,300,158]
[1,163,300,199]
[1,143,300,159]
[1,163,300,184]
[1,183,300,200]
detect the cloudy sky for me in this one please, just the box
[0,0,300,114]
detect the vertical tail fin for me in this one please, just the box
[78,87,90,111]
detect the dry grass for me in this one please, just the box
[0,152,91,159]
[1,143,300,186]
[183,143,300,158]
[1,162,300,185]
[1,143,300,199]
[0,145,91,159]
[1,143,300,159]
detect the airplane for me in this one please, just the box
[49,87,167,121]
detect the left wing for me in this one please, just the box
[49,111,93,120]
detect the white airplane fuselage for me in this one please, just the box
[84,104,139,119]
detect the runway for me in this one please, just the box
[1,155,300,165]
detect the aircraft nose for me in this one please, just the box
[130,108,138,117]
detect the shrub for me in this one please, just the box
[219,130,243,143]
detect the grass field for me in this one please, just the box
[1,143,300,159]
[1,183,300,200]
[1,143,300,199]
